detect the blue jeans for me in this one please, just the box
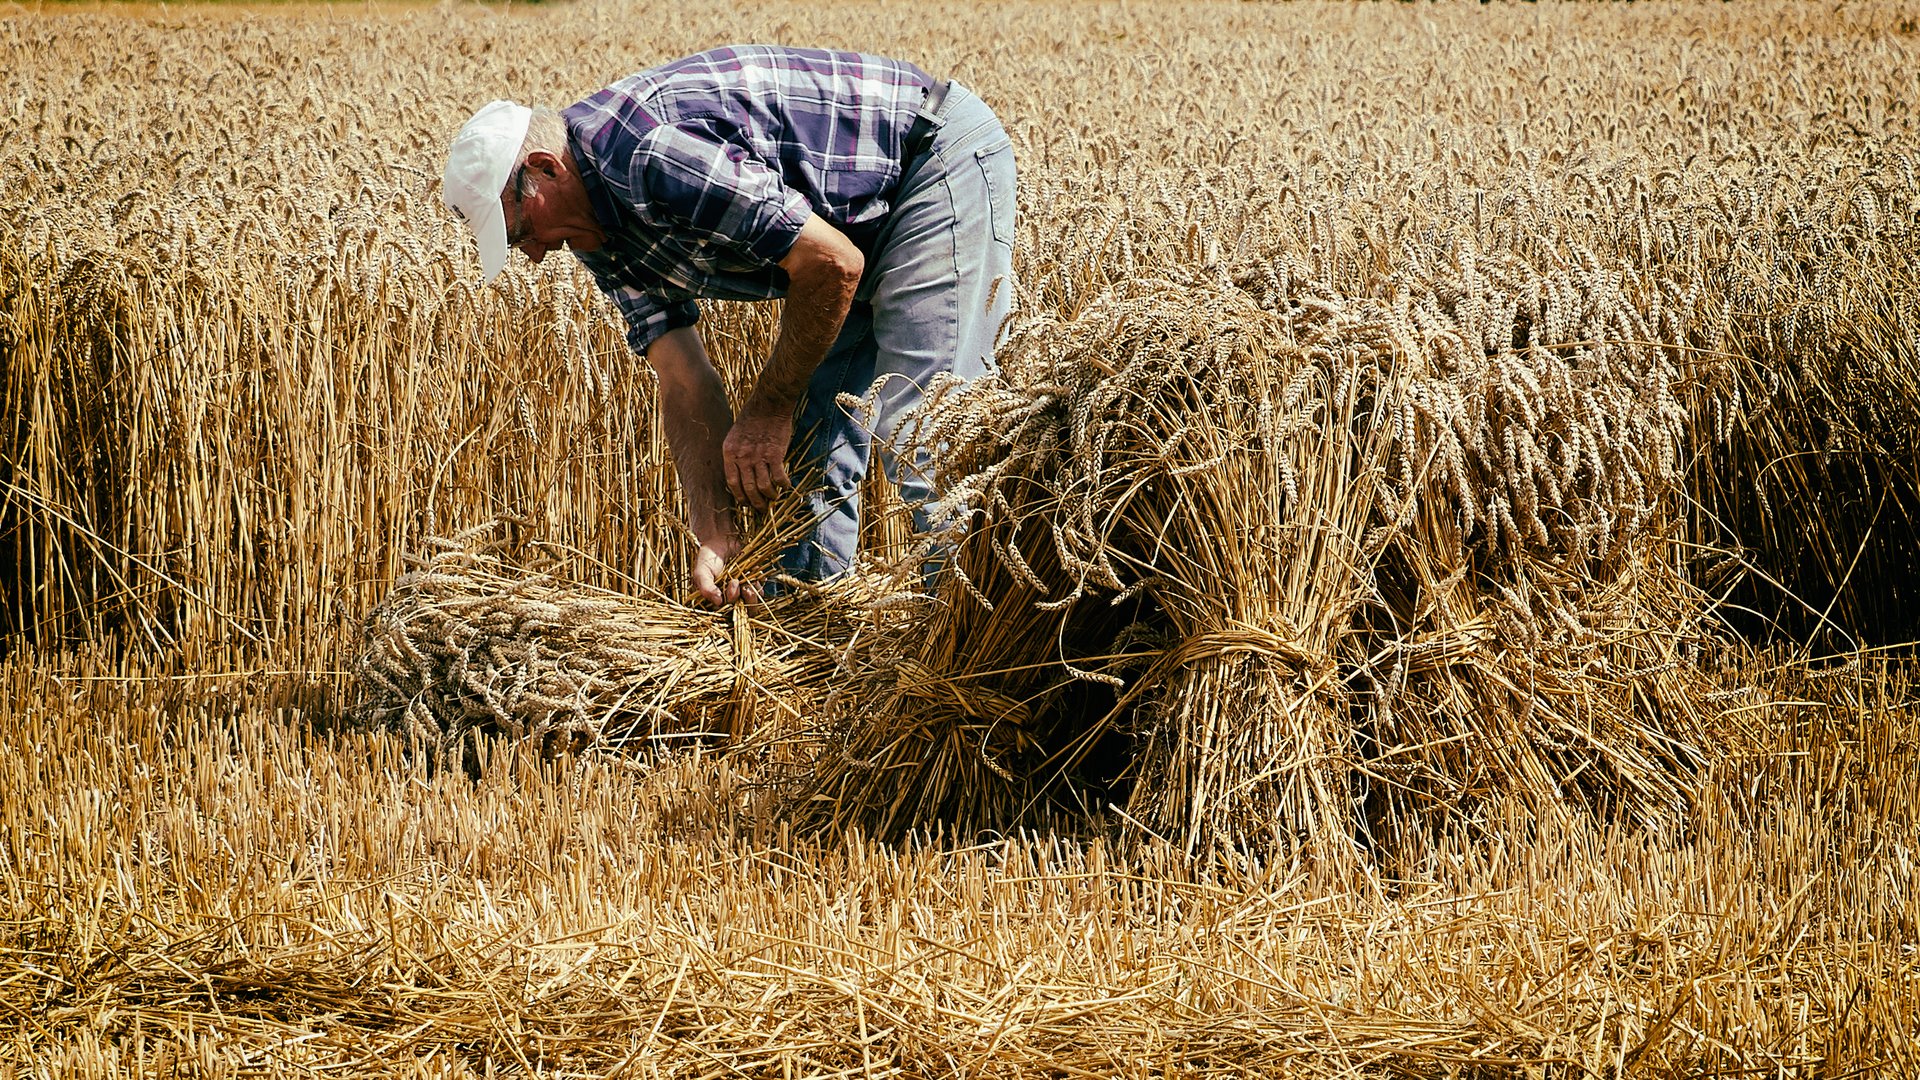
[778,82,1017,583]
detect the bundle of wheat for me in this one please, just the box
[798,474,1124,837]
[0,237,149,646]
[1693,154,1920,645]
[351,526,916,768]
[805,256,1746,867]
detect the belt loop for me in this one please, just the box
[901,78,952,166]
[917,78,952,123]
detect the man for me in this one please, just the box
[441,46,1016,605]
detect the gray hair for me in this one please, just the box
[513,107,570,196]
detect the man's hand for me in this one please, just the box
[723,407,795,510]
[690,532,762,607]
[645,327,760,607]
[722,215,862,509]
[647,215,859,604]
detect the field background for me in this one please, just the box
[4,1,1918,1076]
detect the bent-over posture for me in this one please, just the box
[441,46,1016,603]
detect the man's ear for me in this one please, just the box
[523,149,563,179]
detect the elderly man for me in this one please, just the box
[442,46,1016,605]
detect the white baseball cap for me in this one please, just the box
[442,100,532,284]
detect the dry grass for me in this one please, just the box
[3,649,1916,1077]
[4,0,1920,1074]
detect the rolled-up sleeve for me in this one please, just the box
[587,270,700,355]
[628,120,813,266]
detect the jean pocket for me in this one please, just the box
[973,137,1016,247]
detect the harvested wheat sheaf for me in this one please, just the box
[354,530,922,768]
[361,258,1752,870]
[804,259,1745,866]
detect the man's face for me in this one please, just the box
[503,158,604,263]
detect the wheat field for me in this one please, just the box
[4,1,1918,1076]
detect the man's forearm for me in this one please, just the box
[746,216,865,418]
[746,273,857,415]
[648,330,739,543]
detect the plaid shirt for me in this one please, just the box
[561,46,935,354]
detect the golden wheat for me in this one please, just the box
[3,1,1918,1075]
